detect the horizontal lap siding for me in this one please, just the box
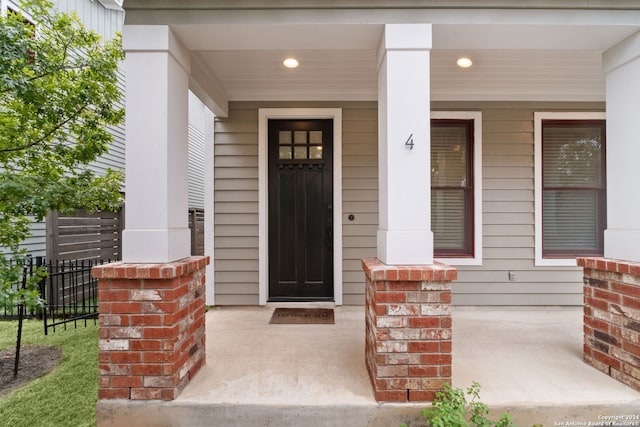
[342,104,378,304]
[214,101,603,306]
[214,106,260,305]
[434,101,604,305]
[214,102,377,305]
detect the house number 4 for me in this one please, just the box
[405,133,414,150]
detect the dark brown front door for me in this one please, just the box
[268,119,333,301]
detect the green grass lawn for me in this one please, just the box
[0,319,98,427]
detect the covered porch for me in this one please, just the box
[93,0,640,416]
[96,306,640,426]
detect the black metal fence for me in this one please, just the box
[1,257,108,334]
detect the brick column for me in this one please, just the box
[362,258,456,402]
[578,257,640,392]
[93,256,209,401]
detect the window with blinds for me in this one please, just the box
[431,120,474,257]
[542,120,606,257]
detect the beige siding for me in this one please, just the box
[214,101,603,306]
[214,106,260,305]
[342,104,378,304]
[214,101,377,305]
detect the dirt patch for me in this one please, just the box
[0,345,62,398]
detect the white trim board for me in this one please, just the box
[258,108,343,305]
[533,111,606,267]
[432,111,483,266]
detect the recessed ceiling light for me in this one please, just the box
[456,57,473,68]
[283,58,299,68]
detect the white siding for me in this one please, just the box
[188,91,208,209]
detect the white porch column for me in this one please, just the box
[122,26,191,263]
[603,31,640,263]
[377,24,433,265]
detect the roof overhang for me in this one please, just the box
[121,1,640,115]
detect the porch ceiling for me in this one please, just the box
[168,22,639,112]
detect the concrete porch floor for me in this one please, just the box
[98,306,640,427]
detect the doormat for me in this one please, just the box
[269,308,334,325]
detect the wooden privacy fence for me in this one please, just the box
[46,207,204,261]
[47,208,124,261]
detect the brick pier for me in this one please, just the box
[361,258,456,402]
[93,256,209,401]
[578,257,640,392]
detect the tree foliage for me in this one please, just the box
[0,0,124,310]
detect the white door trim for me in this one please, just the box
[258,108,343,305]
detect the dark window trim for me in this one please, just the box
[431,119,475,258]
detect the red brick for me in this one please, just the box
[111,376,143,388]
[594,288,621,304]
[409,390,437,401]
[132,364,163,376]
[593,349,621,370]
[441,317,452,328]
[585,296,609,312]
[110,352,142,363]
[623,340,640,357]
[375,390,407,402]
[130,339,162,351]
[143,325,179,339]
[99,388,130,399]
[409,365,438,377]
[440,292,452,303]
[101,289,131,302]
[130,388,163,400]
[585,315,609,332]
[440,365,452,377]
[130,314,163,326]
[408,317,440,328]
[612,283,640,298]
[387,281,420,291]
[408,341,440,353]
[144,351,169,363]
[106,279,143,290]
[421,354,452,365]
[623,296,640,311]
[110,302,143,314]
[163,284,190,300]
[375,292,407,303]
[441,341,452,353]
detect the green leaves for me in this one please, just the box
[420,382,515,427]
[0,0,124,310]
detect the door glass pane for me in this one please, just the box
[309,146,323,159]
[294,146,307,159]
[310,131,322,144]
[279,131,291,145]
[279,146,292,160]
[294,131,307,145]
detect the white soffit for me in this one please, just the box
[174,23,638,102]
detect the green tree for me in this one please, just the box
[0,0,123,373]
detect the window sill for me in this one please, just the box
[534,257,578,267]
[436,257,482,266]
